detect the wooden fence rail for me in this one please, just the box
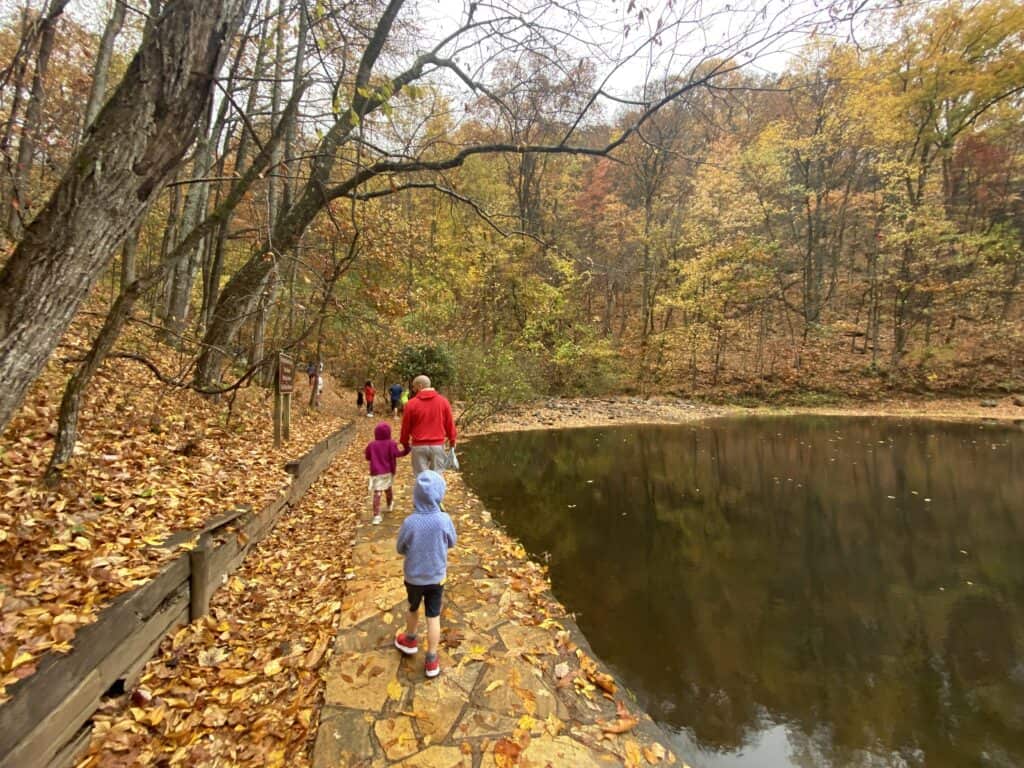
[0,422,355,768]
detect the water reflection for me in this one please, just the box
[460,417,1024,768]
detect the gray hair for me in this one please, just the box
[412,374,431,392]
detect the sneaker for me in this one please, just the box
[424,653,440,678]
[371,514,382,525]
[395,633,418,655]
[386,501,394,512]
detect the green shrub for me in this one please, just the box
[393,345,455,388]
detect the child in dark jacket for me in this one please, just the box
[394,470,456,678]
[364,422,409,524]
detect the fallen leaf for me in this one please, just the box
[386,678,403,701]
[493,737,522,768]
[625,738,644,767]
[600,699,640,734]
[303,634,330,670]
[644,741,667,763]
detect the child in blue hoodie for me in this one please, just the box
[394,470,456,678]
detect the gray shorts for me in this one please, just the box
[411,444,447,476]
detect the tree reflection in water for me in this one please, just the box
[461,417,1024,768]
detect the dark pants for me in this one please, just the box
[405,582,444,618]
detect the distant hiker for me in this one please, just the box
[364,422,410,525]
[399,388,409,415]
[356,388,364,409]
[400,375,456,475]
[364,380,376,416]
[394,470,456,678]
[389,382,404,418]
[306,361,317,387]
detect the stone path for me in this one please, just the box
[312,423,683,767]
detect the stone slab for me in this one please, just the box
[474,659,565,720]
[324,649,400,711]
[313,706,376,768]
[497,623,558,656]
[393,745,471,767]
[451,709,520,740]
[411,662,482,743]
[479,735,611,768]
[374,716,420,761]
[339,582,408,629]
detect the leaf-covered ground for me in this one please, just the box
[0,314,348,702]
[76,427,366,766]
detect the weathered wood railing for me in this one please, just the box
[0,422,355,768]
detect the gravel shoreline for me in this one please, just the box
[464,395,1024,437]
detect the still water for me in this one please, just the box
[460,417,1024,768]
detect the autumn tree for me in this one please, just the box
[0,0,251,433]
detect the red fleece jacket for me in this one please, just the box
[400,389,456,447]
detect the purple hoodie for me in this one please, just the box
[365,422,409,476]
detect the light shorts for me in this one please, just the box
[368,473,394,492]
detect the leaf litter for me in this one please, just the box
[76,443,364,766]
[0,314,347,702]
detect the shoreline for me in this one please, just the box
[464,395,1024,437]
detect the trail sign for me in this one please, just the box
[277,353,294,394]
[274,353,293,447]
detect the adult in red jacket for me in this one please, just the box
[400,375,456,476]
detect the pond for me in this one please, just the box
[459,416,1024,768]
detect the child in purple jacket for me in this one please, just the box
[365,422,410,524]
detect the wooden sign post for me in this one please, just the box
[274,353,294,447]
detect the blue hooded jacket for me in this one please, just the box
[396,471,457,585]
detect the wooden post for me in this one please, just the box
[189,533,213,620]
[273,390,282,448]
[283,392,291,442]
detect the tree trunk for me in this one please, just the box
[204,218,230,329]
[83,0,128,131]
[6,0,64,237]
[0,0,251,434]
[0,7,33,224]
[251,290,268,383]
[121,222,140,288]
[233,0,274,177]
[45,240,140,482]
[158,180,184,320]
[267,1,285,229]
[282,0,307,213]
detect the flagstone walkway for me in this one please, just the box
[312,423,683,767]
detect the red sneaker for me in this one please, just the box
[394,633,418,655]
[424,653,440,678]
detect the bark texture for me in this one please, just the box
[0,0,250,434]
